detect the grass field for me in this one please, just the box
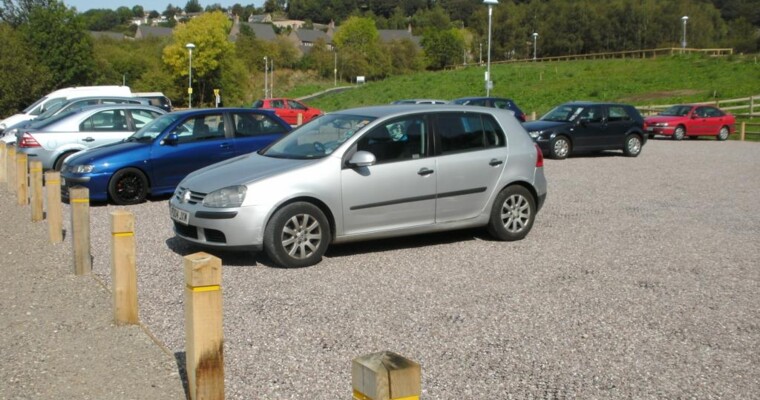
[287,54,760,118]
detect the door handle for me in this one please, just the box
[489,158,503,166]
[417,168,434,176]
[219,143,232,149]
[82,137,95,142]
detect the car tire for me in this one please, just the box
[717,126,730,141]
[623,134,643,157]
[264,202,330,268]
[549,136,570,159]
[487,185,536,242]
[673,126,685,140]
[648,133,655,139]
[53,151,77,171]
[108,168,148,205]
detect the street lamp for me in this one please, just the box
[263,56,268,99]
[484,0,498,96]
[333,50,337,87]
[185,43,195,108]
[532,32,538,60]
[681,16,689,49]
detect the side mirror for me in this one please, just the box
[161,132,179,146]
[691,114,699,119]
[347,151,376,168]
[577,118,588,126]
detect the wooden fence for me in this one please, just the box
[637,95,760,118]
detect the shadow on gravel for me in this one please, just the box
[165,237,261,267]
[324,228,487,259]
[174,352,190,399]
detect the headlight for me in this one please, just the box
[203,185,247,208]
[0,123,6,131]
[71,164,94,174]
[528,130,543,139]
[655,122,669,127]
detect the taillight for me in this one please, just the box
[535,143,544,167]
[19,132,41,148]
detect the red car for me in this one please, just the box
[252,98,322,126]
[644,104,735,141]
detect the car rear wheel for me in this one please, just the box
[673,126,685,140]
[487,185,536,241]
[623,134,642,157]
[264,202,330,268]
[549,136,570,159]
[717,126,730,141]
[108,168,148,205]
[53,151,77,171]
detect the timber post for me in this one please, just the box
[70,186,91,275]
[6,145,15,192]
[111,209,138,325]
[45,171,63,243]
[16,153,28,205]
[29,160,43,222]
[352,351,421,400]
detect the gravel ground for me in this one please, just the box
[2,138,759,399]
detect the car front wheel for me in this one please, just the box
[673,126,685,140]
[108,168,148,205]
[487,185,536,241]
[717,126,730,141]
[549,136,570,159]
[264,202,330,268]
[623,134,643,157]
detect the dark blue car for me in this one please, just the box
[451,97,527,122]
[60,107,292,204]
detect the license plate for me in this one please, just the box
[646,127,655,132]
[170,206,189,225]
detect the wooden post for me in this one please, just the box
[111,210,138,325]
[531,111,537,121]
[352,351,421,400]
[70,186,91,275]
[184,252,224,400]
[6,145,15,192]
[297,113,303,126]
[30,161,43,222]
[16,153,28,205]
[45,171,63,243]
[751,96,755,120]
[740,122,746,141]
[0,143,6,184]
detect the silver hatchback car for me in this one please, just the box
[170,105,547,268]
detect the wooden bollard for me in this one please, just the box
[70,186,91,275]
[16,153,28,205]
[30,161,43,221]
[6,145,15,192]
[111,210,138,325]
[297,112,303,126]
[184,252,224,400]
[45,171,63,243]
[352,351,421,400]
[0,143,6,183]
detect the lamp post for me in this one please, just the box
[185,43,195,108]
[484,0,498,96]
[263,56,268,99]
[532,32,538,60]
[681,16,689,49]
[333,50,337,86]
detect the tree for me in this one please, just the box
[184,0,202,13]
[132,5,144,18]
[22,0,94,87]
[421,28,464,69]
[0,23,51,115]
[332,16,388,79]
[162,11,234,105]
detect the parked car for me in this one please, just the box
[644,104,735,140]
[16,104,166,170]
[391,99,449,105]
[169,104,547,268]
[523,101,646,159]
[252,98,322,125]
[133,92,173,112]
[450,97,527,122]
[60,108,292,205]
[0,85,131,135]
[2,96,152,144]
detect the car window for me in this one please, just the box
[579,106,604,123]
[492,99,513,110]
[356,116,427,164]
[233,112,286,137]
[174,114,225,143]
[287,100,307,110]
[694,107,708,118]
[252,100,264,108]
[129,109,163,129]
[703,107,723,117]
[436,112,498,154]
[271,100,285,109]
[661,105,692,116]
[36,97,67,115]
[608,106,633,122]
[262,113,374,159]
[79,109,128,132]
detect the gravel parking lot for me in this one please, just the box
[10,138,760,398]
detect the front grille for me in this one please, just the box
[173,221,198,239]
[204,229,226,243]
[174,186,207,205]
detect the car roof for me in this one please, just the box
[331,104,511,118]
[169,107,281,116]
[562,101,633,107]
[452,96,515,101]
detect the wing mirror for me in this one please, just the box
[347,151,376,168]
[160,132,179,146]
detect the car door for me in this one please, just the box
[701,107,725,135]
[691,106,711,134]
[149,112,234,193]
[286,99,311,124]
[571,105,609,150]
[269,99,293,125]
[606,105,638,147]
[77,108,132,149]
[433,112,507,222]
[230,111,289,155]
[340,115,436,235]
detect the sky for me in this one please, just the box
[63,0,262,13]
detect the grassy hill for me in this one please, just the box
[289,54,760,117]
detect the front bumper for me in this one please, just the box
[646,126,675,136]
[60,172,110,202]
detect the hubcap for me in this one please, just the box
[628,137,641,154]
[554,139,569,157]
[500,194,530,233]
[281,213,322,259]
[117,175,142,201]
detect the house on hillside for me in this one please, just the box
[90,31,127,40]
[288,28,333,54]
[248,13,272,23]
[135,25,173,39]
[329,23,421,48]
[228,15,277,42]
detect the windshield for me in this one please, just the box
[29,108,82,130]
[23,96,48,114]
[125,113,181,142]
[541,104,586,122]
[37,101,70,119]
[659,105,692,117]
[261,113,375,159]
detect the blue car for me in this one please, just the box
[60,107,292,204]
[450,97,527,122]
